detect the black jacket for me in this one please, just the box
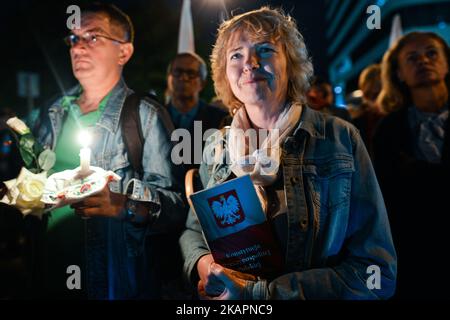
[168,100,229,171]
[373,106,450,299]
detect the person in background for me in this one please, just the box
[162,52,229,299]
[353,64,386,157]
[306,76,352,122]
[373,31,450,299]
[166,52,228,171]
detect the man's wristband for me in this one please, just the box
[124,198,149,225]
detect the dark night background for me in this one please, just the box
[0,0,328,117]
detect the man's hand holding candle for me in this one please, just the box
[70,182,127,218]
[71,183,151,224]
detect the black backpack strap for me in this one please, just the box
[120,92,168,179]
[121,93,145,177]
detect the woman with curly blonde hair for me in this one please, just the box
[210,6,313,114]
[373,32,450,299]
[180,7,396,300]
[377,32,450,113]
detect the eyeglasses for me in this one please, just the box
[170,68,201,80]
[64,32,127,48]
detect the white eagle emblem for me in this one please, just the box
[211,195,241,226]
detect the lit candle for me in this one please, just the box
[79,146,91,175]
[78,130,92,176]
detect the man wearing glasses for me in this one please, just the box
[166,53,228,171]
[32,3,185,299]
[161,53,227,298]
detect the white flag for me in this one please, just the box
[178,0,195,54]
[389,14,403,48]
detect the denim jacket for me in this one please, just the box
[33,79,185,299]
[180,106,397,299]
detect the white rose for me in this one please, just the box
[1,167,47,218]
[6,116,30,135]
[17,177,46,207]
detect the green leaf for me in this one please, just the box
[19,147,35,168]
[28,168,39,174]
[38,149,56,171]
[14,131,49,172]
[19,134,35,154]
[33,141,44,157]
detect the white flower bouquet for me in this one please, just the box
[1,117,55,218]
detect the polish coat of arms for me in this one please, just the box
[207,190,245,228]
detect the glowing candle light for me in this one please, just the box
[78,130,92,176]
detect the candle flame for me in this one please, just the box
[78,130,92,148]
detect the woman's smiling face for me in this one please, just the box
[225,30,288,108]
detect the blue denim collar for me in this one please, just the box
[292,105,326,140]
[49,78,129,134]
[49,85,79,118]
[97,78,129,134]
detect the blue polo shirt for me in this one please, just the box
[168,102,199,129]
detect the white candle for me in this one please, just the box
[78,130,93,176]
[80,147,91,175]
